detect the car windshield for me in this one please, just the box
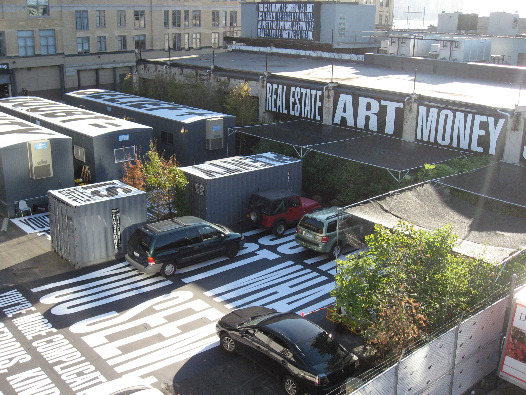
[297,332,348,370]
[298,216,324,233]
[249,195,272,215]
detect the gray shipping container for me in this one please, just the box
[0,112,74,218]
[180,152,302,226]
[48,180,147,268]
[64,89,236,166]
[0,96,153,183]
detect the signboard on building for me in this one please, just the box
[266,80,324,122]
[499,287,526,390]
[257,2,320,41]
[332,91,405,138]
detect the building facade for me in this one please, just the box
[0,0,242,99]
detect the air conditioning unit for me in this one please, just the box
[28,140,53,179]
[205,117,224,150]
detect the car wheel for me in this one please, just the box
[226,242,240,258]
[330,242,342,259]
[272,221,286,236]
[249,209,261,223]
[220,334,236,353]
[161,262,176,277]
[282,375,299,395]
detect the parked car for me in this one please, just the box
[295,207,373,259]
[216,306,359,395]
[247,190,321,236]
[125,216,245,277]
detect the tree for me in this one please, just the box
[331,221,496,360]
[122,141,189,219]
[225,82,259,126]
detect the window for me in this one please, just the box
[222,11,227,27]
[117,10,126,27]
[212,11,219,27]
[17,30,35,56]
[184,10,189,28]
[135,35,146,50]
[0,32,5,56]
[192,10,201,27]
[73,145,86,162]
[385,15,389,25]
[212,32,219,48]
[97,36,106,52]
[76,10,89,30]
[172,10,181,28]
[134,10,145,29]
[199,226,221,241]
[77,37,90,54]
[39,29,55,55]
[161,131,174,145]
[96,10,105,28]
[379,0,384,7]
[164,11,169,28]
[114,146,136,163]
[173,33,181,50]
[192,33,201,49]
[118,35,127,50]
[229,11,237,27]
[27,0,49,17]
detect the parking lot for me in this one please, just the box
[0,213,363,394]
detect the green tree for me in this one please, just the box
[331,222,496,360]
[225,82,259,126]
[122,141,189,219]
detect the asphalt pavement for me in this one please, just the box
[1,215,524,395]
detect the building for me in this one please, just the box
[0,0,242,100]
[241,2,376,49]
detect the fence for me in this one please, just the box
[349,296,508,394]
[346,275,526,395]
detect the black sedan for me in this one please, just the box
[216,306,359,395]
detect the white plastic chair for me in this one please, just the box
[18,200,32,217]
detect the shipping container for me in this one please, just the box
[0,112,74,218]
[48,180,147,267]
[180,152,302,226]
[0,96,153,183]
[64,89,236,166]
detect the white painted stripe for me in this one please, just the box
[175,242,259,274]
[182,249,280,283]
[117,336,219,375]
[204,261,300,297]
[242,228,267,237]
[106,322,218,366]
[305,255,327,264]
[51,278,171,315]
[265,283,335,313]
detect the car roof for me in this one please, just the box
[252,190,297,200]
[144,216,206,234]
[302,206,344,221]
[261,312,324,345]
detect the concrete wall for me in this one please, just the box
[320,4,375,46]
[363,53,526,85]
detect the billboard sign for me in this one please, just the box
[257,2,319,41]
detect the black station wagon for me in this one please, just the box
[125,216,244,277]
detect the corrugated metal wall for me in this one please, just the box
[48,180,147,267]
[182,152,302,225]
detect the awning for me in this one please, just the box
[232,120,466,182]
[436,161,526,209]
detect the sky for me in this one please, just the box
[393,0,526,21]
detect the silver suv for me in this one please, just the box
[295,207,373,259]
